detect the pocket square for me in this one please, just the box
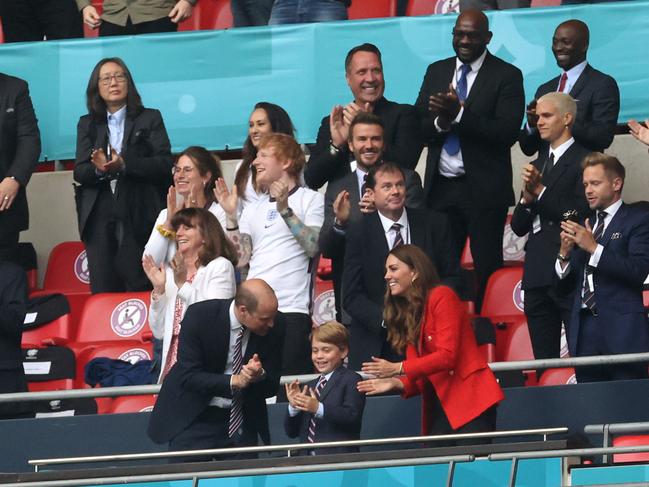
[611,232,622,240]
[6,108,14,113]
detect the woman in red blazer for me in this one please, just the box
[358,244,503,443]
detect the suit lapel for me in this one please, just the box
[464,52,491,109]
[599,202,626,248]
[409,210,425,247]
[543,144,576,188]
[370,212,390,256]
[348,171,362,222]
[568,64,591,100]
[318,367,342,402]
[121,115,136,158]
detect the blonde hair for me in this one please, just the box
[537,92,577,121]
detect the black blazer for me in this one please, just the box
[73,107,173,249]
[0,74,41,236]
[319,167,425,321]
[510,142,590,290]
[0,261,27,372]
[284,366,365,454]
[341,208,460,369]
[518,64,620,156]
[415,52,524,208]
[147,299,285,445]
[304,97,423,190]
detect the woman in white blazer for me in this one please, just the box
[143,146,228,266]
[142,207,238,382]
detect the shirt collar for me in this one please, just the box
[107,105,127,123]
[229,301,244,332]
[378,207,408,235]
[549,137,575,162]
[601,198,623,220]
[455,49,488,74]
[563,60,588,87]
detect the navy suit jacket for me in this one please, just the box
[0,74,40,237]
[341,208,461,369]
[519,64,620,156]
[563,203,649,357]
[147,299,285,445]
[319,167,425,321]
[304,97,423,190]
[415,52,524,208]
[510,141,590,290]
[284,366,365,454]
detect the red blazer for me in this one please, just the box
[400,286,504,432]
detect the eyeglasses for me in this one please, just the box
[172,166,195,175]
[99,73,127,86]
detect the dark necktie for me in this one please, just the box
[581,210,607,313]
[228,326,245,438]
[541,152,555,179]
[442,63,471,156]
[391,223,404,249]
[557,72,568,93]
[307,375,328,443]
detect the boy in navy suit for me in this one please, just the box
[284,321,365,454]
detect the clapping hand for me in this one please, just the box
[270,180,289,212]
[628,119,649,146]
[290,385,320,414]
[214,178,238,218]
[333,190,351,225]
[170,252,187,288]
[142,255,166,294]
[560,220,597,254]
[241,354,264,383]
[357,377,403,396]
[359,189,375,214]
[361,356,402,378]
[526,99,539,128]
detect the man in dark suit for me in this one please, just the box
[342,163,460,369]
[557,154,649,383]
[510,92,590,370]
[319,112,425,322]
[0,260,32,419]
[304,43,423,190]
[148,279,285,459]
[519,19,620,156]
[0,74,41,260]
[415,9,524,307]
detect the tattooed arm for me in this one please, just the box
[279,208,320,257]
[214,178,252,268]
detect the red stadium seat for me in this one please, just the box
[42,242,91,293]
[348,0,397,20]
[406,0,437,16]
[312,276,335,326]
[75,341,154,389]
[74,292,153,344]
[29,290,91,344]
[480,267,524,318]
[613,436,649,463]
[22,313,74,347]
[537,367,577,386]
[531,0,561,6]
[179,0,233,31]
[109,395,157,414]
[492,316,534,362]
[643,290,649,308]
[317,256,333,279]
[461,215,527,270]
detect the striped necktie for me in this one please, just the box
[582,211,607,313]
[391,223,404,249]
[228,326,245,438]
[307,375,328,443]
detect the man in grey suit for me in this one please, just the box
[319,112,424,322]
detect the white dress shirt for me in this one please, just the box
[378,208,410,248]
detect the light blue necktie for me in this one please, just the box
[442,63,471,156]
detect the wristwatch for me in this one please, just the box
[280,207,294,218]
[557,253,570,262]
[329,140,340,156]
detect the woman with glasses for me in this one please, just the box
[143,146,227,266]
[143,208,238,383]
[74,57,173,293]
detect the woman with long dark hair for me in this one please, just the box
[232,102,296,208]
[143,208,238,382]
[358,245,503,444]
[144,146,227,265]
[74,57,173,293]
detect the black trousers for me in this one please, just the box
[425,382,497,447]
[99,16,177,36]
[428,175,507,310]
[575,310,649,383]
[168,407,257,463]
[281,312,314,376]
[524,286,572,377]
[0,0,83,42]
[82,188,151,294]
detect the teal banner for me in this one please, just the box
[82,458,561,486]
[1,0,645,161]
